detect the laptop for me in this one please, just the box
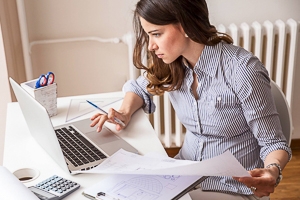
[9,77,139,174]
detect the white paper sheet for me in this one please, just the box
[83,174,202,200]
[0,166,39,200]
[78,149,250,177]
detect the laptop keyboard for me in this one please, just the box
[55,126,107,168]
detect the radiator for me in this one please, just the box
[149,19,299,148]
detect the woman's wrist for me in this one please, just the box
[265,163,283,187]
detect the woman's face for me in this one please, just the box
[140,17,188,64]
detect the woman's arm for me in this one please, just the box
[118,91,144,119]
[232,54,291,197]
[264,150,289,171]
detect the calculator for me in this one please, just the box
[28,175,80,200]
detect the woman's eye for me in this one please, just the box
[153,33,160,37]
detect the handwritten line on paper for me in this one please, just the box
[76,149,250,177]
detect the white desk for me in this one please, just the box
[4,92,191,200]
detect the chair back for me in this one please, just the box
[270,80,293,147]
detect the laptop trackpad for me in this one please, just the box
[84,127,119,146]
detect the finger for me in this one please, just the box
[97,115,108,132]
[253,189,272,198]
[233,176,260,190]
[249,169,264,177]
[238,177,255,188]
[238,176,260,187]
[237,169,264,183]
[232,170,252,181]
[90,113,101,120]
[108,108,125,127]
[247,183,272,198]
[115,124,122,131]
[90,115,102,127]
[108,108,119,123]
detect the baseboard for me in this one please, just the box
[291,139,300,149]
[165,147,180,158]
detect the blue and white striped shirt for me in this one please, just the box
[123,42,292,195]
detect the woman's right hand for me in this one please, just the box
[89,108,129,132]
[90,92,143,132]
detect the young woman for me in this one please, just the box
[90,0,291,199]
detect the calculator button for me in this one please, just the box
[33,175,80,198]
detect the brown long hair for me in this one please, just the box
[133,0,233,95]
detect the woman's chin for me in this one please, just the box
[161,58,174,64]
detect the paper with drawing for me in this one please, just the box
[83,174,201,200]
[77,149,250,177]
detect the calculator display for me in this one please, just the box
[29,186,58,199]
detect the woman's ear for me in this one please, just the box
[178,24,188,38]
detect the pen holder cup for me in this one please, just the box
[21,79,57,117]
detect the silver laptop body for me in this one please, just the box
[9,77,139,174]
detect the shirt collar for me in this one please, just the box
[184,42,222,78]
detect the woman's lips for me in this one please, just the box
[156,54,163,58]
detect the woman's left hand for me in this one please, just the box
[233,167,279,197]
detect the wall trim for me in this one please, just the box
[291,139,300,149]
[0,0,26,101]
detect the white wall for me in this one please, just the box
[22,0,138,97]
[0,23,12,165]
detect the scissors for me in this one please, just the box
[35,72,55,88]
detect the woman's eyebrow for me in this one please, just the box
[148,29,159,34]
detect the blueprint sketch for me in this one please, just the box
[82,150,249,199]
[83,174,202,200]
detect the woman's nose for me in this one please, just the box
[148,41,158,51]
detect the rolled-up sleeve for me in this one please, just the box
[122,76,156,114]
[234,54,292,162]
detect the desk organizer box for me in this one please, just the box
[21,79,57,117]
